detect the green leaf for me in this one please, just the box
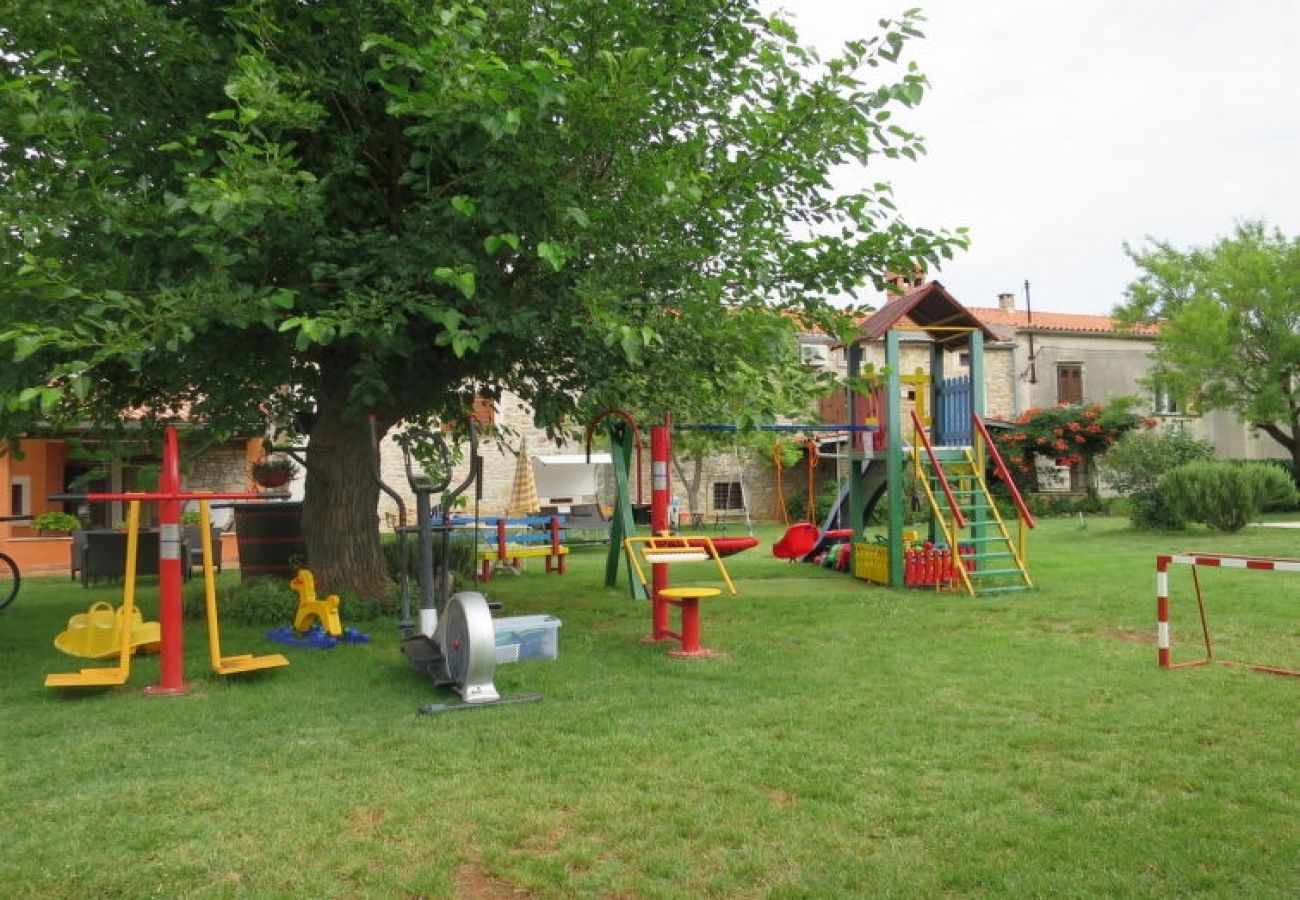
[537,241,568,272]
[451,195,477,218]
[13,335,42,362]
[432,266,477,299]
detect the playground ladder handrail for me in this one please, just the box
[971,414,1037,530]
[909,410,966,529]
[958,446,1034,589]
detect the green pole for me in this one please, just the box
[886,330,904,587]
[847,343,865,538]
[605,421,646,599]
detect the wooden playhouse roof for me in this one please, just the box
[851,281,1001,349]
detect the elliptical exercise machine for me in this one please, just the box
[369,415,541,714]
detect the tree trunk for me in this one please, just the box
[299,390,394,599]
[1256,420,1299,488]
[671,453,705,521]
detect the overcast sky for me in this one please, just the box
[770,1,1300,315]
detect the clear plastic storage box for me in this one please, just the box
[493,615,562,662]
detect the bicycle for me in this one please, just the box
[0,515,28,610]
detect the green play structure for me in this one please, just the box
[843,282,1037,595]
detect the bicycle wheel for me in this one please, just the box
[0,552,19,611]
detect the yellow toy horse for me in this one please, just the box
[290,569,342,636]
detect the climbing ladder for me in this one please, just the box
[911,411,1035,596]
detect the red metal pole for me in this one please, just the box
[650,414,671,640]
[1156,556,1171,669]
[144,426,188,696]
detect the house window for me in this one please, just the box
[1154,388,1180,415]
[9,476,31,517]
[1056,364,1083,404]
[712,481,744,510]
[958,352,971,369]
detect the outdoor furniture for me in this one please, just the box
[183,525,223,574]
[69,530,88,582]
[561,503,609,531]
[74,530,193,587]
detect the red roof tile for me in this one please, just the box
[969,307,1160,339]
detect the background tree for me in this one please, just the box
[1117,221,1300,480]
[1,1,964,596]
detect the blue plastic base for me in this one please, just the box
[264,624,371,650]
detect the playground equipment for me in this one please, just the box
[370,416,544,713]
[624,534,738,657]
[262,566,370,649]
[290,568,343,635]
[45,428,289,693]
[45,502,151,687]
[196,499,290,676]
[1156,552,1300,677]
[53,601,160,659]
[842,282,1036,594]
[585,408,647,600]
[463,514,569,582]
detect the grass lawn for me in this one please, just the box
[2,517,1298,897]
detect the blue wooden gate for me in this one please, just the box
[933,375,972,446]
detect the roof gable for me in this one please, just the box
[853,281,1002,349]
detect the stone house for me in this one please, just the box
[968,292,1290,466]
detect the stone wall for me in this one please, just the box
[374,394,591,529]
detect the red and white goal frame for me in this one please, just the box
[1156,553,1300,677]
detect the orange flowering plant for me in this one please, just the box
[993,399,1155,489]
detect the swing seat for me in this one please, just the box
[683,536,758,558]
[773,523,818,559]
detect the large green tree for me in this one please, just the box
[1117,221,1300,478]
[1,1,964,596]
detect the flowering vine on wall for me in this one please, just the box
[994,400,1156,490]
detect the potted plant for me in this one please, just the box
[32,511,81,535]
[251,455,298,488]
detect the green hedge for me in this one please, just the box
[1160,460,1298,532]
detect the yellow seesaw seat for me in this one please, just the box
[53,601,160,659]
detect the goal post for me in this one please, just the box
[1156,553,1300,677]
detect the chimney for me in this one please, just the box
[998,292,1015,311]
[884,266,927,296]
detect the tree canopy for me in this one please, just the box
[2,0,965,594]
[1117,221,1300,478]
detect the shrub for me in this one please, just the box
[186,577,297,625]
[1099,428,1214,530]
[31,511,81,533]
[1159,460,1298,532]
[1231,460,1300,511]
[185,576,401,625]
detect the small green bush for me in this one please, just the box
[1231,460,1300,511]
[185,576,401,625]
[31,511,81,533]
[186,577,297,625]
[1128,492,1189,531]
[1100,429,1214,530]
[1160,460,1298,532]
